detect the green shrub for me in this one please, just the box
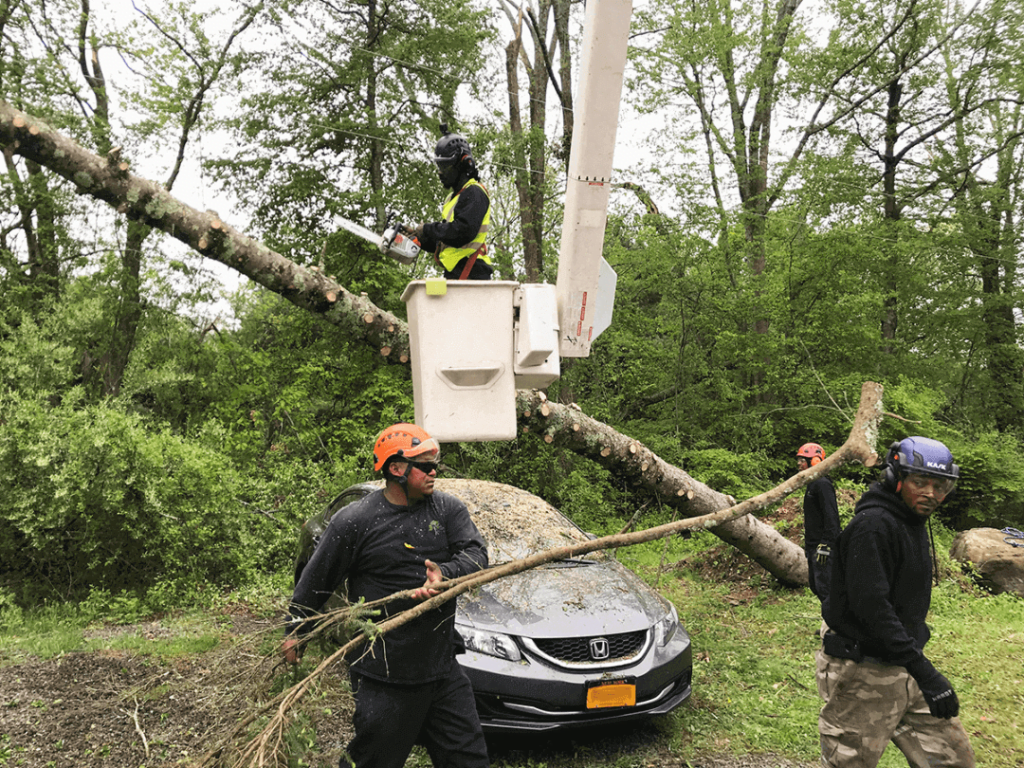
[941,432,1024,530]
[877,379,1024,529]
[0,396,246,603]
[234,452,368,579]
[679,447,777,501]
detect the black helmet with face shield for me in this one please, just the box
[433,127,472,188]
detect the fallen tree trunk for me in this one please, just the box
[1,100,875,586]
[517,383,884,584]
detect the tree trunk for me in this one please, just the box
[24,159,60,302]
[95,220,147,396]
[3,149,60,306]
[505,29,541,281]
[879,77,903,351]
[0,99,887,586]
[502,0,558,283]
[964,165,1024,432]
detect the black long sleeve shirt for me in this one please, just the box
[803,475,840,556]
[289,489,488,684]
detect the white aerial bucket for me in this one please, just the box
[402,280,519,442]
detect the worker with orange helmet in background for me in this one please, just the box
[283,423,490,768]
[796,442,840,606]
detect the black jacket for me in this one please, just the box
[823,482,932,668]
[289,489,488,684]
[420,174,489,255]
[804,475,840,602]
[803,475,840,556]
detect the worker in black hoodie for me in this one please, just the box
[817,436,974,768]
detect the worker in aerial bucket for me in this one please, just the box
[403,126,494,280]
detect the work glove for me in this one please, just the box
[815,543,831,566]
[907,657,960,719]
[402,221,424,239]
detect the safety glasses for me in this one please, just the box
[904,473,956,497]
[407,461,440,475]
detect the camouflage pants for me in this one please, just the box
[816,650,975,768]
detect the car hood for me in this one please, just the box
[457,559,667,639]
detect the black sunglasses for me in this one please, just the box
[408,460,440,474]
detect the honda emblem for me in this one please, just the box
[589,637,610,660]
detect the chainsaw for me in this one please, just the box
[336,210,421,265]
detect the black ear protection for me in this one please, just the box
[881,441,902,492]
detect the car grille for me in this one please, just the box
[533,630,646,664]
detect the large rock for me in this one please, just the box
[950,528,1024,597]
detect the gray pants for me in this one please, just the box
[816,650,975,768]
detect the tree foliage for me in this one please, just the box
[4,0,1024,606]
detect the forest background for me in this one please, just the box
[3,0,1024,610]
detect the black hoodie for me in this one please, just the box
[419,171,488,256]
[823,481,932,668]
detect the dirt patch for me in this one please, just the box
[652,492,859,608]
[0,609,354,768]
[0,649,228,767]
[655,498,806,597]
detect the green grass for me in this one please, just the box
[0,603,87,663]
[0,530,1021,767]
[0,570,288,664]
[0,599,236,663]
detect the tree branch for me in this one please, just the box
[0,99,412,362]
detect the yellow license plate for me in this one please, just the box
[586,680,636,709]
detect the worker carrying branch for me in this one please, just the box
[404,126,493,280]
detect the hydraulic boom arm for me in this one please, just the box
[555,0,633,358]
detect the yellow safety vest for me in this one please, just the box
[437,179,492,273]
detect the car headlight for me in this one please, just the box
[456,624,522,662]
[654,604,679,647]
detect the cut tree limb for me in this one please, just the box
[516,383,882,585]
[0,100,411,362]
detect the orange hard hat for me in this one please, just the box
[796,443,826,466]
[373,423,440,472]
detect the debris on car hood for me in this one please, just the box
[458,560,663,637]
[433,478,603,563]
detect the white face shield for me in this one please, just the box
[903,472,956,497]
